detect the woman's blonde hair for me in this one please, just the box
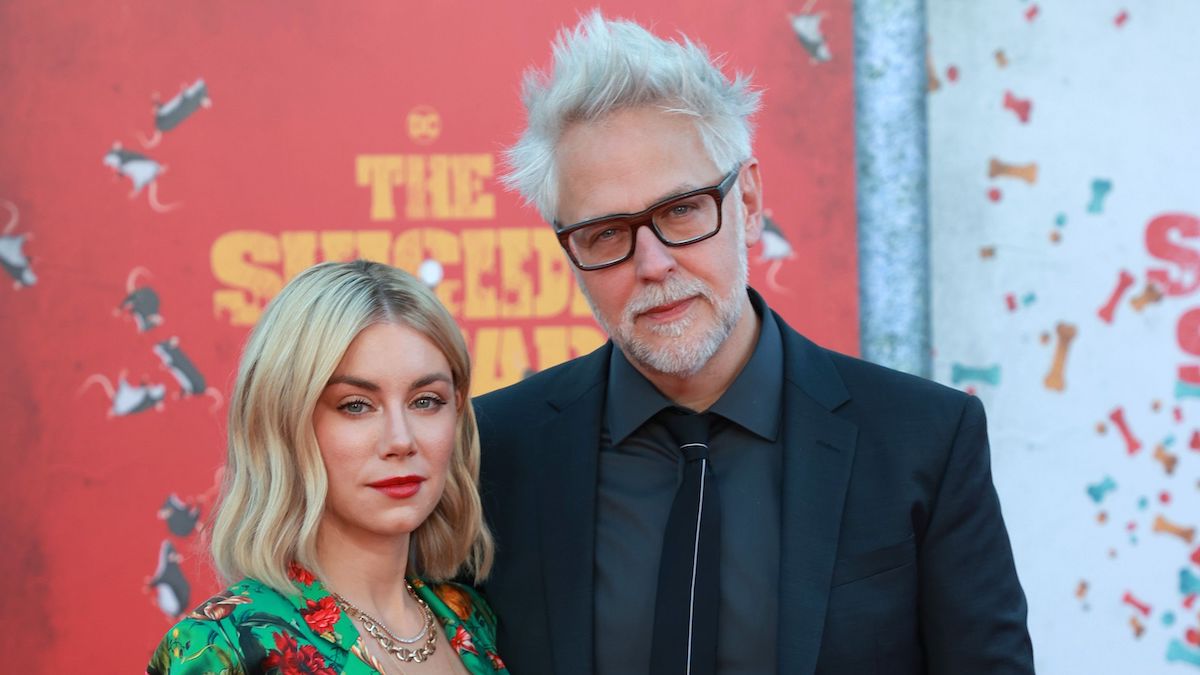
[210,260,493,594]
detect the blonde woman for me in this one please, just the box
[148,260,504,675]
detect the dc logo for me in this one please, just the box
[407,106,441,145]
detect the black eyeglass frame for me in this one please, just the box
[554,167,742,271]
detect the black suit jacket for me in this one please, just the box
[474,308,1034,674]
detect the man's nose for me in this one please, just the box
[632,225,676,282]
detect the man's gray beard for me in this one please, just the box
[580,245,749,378]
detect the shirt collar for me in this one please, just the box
[707,288,782,441]
[605,287,783,443]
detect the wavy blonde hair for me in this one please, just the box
[210,260,493,594]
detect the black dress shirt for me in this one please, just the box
[594,290,783,675]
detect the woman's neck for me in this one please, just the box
[315,522,415,627]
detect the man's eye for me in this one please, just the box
[591,227,619,244]
[668,203,695,217]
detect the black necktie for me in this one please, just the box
[650,408,720,675]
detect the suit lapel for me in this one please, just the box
[537,343,611,675]
[774,314,858,674]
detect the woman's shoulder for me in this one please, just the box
[414,579,509,673]
[417,578,497,628]
[146,578,310,675]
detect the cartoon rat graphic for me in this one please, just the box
[117,266,163,332]
[139,78,212,148]
[80,371,166,417]
[146,540,189,620]
[158,494,202,538]
[758,209,795,292]
[102,142,180,212]
[0,200,35,288]
[789,1,833,63]
[153,337,224,411]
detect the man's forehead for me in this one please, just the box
[553,109,719,224]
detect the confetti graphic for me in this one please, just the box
[929,4,1200,671]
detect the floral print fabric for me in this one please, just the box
[147,564,507,675]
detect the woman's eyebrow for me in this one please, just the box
[411,373,453,389]
[325,374,380,391]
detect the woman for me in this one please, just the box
[148,260,506,674]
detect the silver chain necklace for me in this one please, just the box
[333,581,437,663]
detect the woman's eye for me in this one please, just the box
[413,395,448,410]
[339,400,371,414]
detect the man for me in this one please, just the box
[475,12,1033,675]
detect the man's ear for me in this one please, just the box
[738,159,764,247]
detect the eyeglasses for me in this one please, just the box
[554,167,741,271]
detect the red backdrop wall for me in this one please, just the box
[0,1,856,670]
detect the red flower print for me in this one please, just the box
[301,596,341,635]
[487,650,507,670]
[262,631,337,675]
[450,625,479,656]
[287,562,316,586]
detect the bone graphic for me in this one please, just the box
[1042,322,1076,391]
[951,363,1000,386]
[994,50,1008,68]
[1193,546,1200,566]
[1005,293,1017,312]
[1086,476,1116,503]
[988,158,1037,184]
[1153,514,1196,543]
[1191,629,1200,647]
[1167,639,1200,666]
[1177,380,1200,400]
[1185,594,1197,610]
[1130,283,1163,311]
[1123,590,1152,616]
[1098,270,1135,323]
[979,246,996,259]
[1025,4,1039,21]
[1114,10,1130,28]
[1002,91,1032,123]
[1087,178,1113,214]
[1129,615,1145,638]
[1075,580,1088,600]
[1108,407,1143,454]
[1154,444,1179,475]
[1182,569,1200,596]
[926,44,941,92]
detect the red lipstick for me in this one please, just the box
[366,475,425,499]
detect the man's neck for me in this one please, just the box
[631,296,761,412]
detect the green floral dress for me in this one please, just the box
[147,563,508,674]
